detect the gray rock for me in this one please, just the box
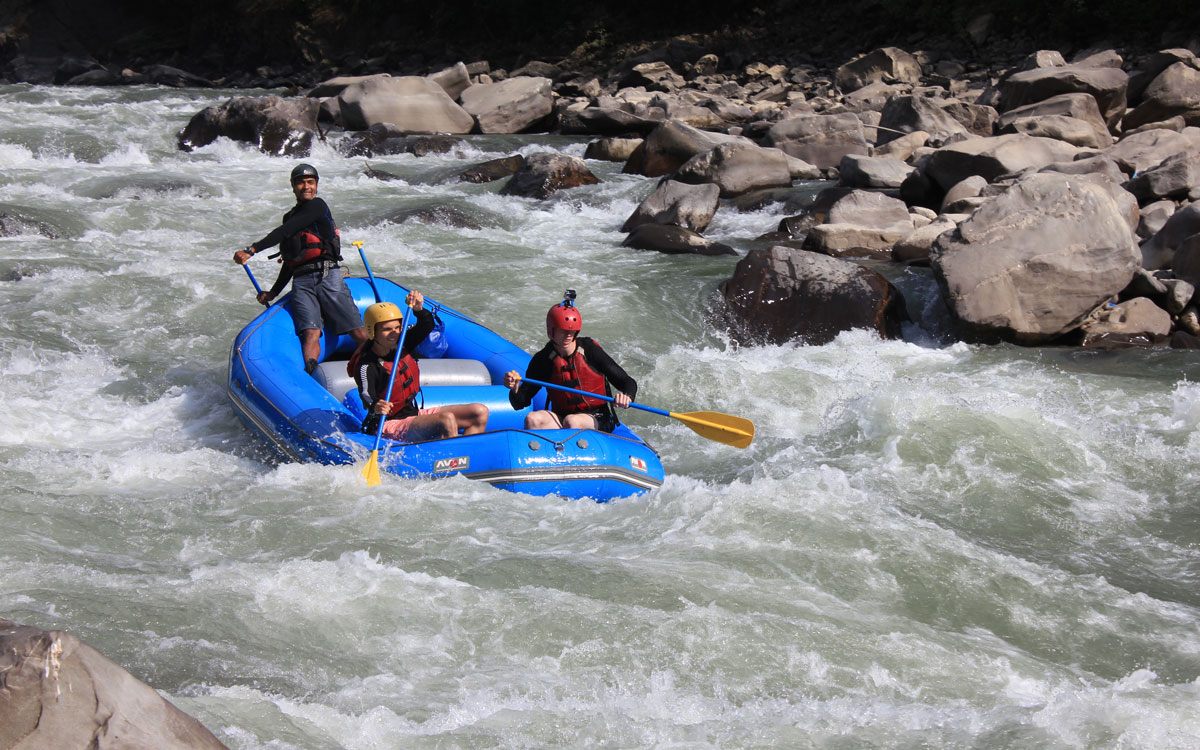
[621,224,736,256]
[623,120,750,177]
[871,130,929,161]
[674,142,794,197]
[1172,233,1200,288]
[941,175,988,213]
[894,217,958,263]
[838,154,915,189]
[931,173,1140,342]
[1122,61,1200,132]
[428,61,472,100]
[1137,199,1177,238]
[1141,201,1200,269]
[836,47,922,92]
[1164,277,1197,313]
[924,133,1082,191]
[1105,127,1200,176]
[621,180,720,233]
[719,245,907,345]
[1000,64,1129,129]
[337,75,474,133]
[0,618,228,750]
[177,96,318,156]
[761,113,869,169]
[499,153,600,199]
[584,137,643,162]
[457,155,525,183]
[1125,150,1200,203]
[1078,297,1172,347]
[460,77,553,134]
[996,92,1112,146]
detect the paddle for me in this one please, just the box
[351,240,382,304]
[362,302,414,486]
[242,264,264,295]
[514,376,755,449]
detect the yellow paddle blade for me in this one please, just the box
[669,411,755,449]
[362,450,382,486]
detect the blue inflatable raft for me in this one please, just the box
[227,276,665,500]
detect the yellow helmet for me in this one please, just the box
[364,302,403,338]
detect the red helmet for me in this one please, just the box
[547,303,582,333]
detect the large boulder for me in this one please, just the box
[337,75,474,133]
[559,106,661,136]
[923,133,1082,191]
[176,96,318,155]
[622,224,736,256]
[621,179,720,233]
[719,246,907,345]
[428,61,472,100]
[459,77,554,134]
[673,142,793,197]
[876,95,972,147]
[623,120,750,177]
[1077,297,1173,347]
[1105,127,1200,176]
[584,137,643,162]
[1140,201,1200,269]
[1000,64,1129,129]
[996,92,1112,148]
[931,173,1140,342]
[1122,61,1200,132]
[802,190,916,259]
[835,47,922,92]
[342,124,462,157]
[838,154,915,189]
[761,113,870,169]
[499,152,599,199]
[0,619,228,750]
[1124,150,1200,203]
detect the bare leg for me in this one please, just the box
[441,403,488,435]
[524,409,562,430]
[562,413,599,430]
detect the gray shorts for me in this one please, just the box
[289,266,363,335]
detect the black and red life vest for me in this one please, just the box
[283,205,341,269]
[548,348,609,415]
[348,347,421,417]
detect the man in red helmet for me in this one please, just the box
[502,296,636,432]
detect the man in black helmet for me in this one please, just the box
[234,163,368,374]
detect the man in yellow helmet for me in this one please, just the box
[348,290,488,442]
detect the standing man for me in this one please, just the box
[233,163,367,374]
[502,293,636,432]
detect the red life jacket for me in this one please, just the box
[285,224,341,268]
[348,346,421,416]
[548,347,609,414]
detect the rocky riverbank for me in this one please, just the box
[167,35,1200,350]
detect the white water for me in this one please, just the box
[1,85,1199,749]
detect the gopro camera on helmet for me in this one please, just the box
[563,289,576,307]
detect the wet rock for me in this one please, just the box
[584,137,643,162]
[623,120,750,177]
[499,153,599,199]
[931,173,1140,343]
[621,224,736,256]
[621,180,720,233]
[457,155,525,183]
[719,245,906,345]
[141,64,213,88]
[177,96,318,155]
[1077,298,1172,347]
[386,204,484,230]
[0,618,228,750]
[343,124,463,157]
[460,77,554,133]
[558,106,662,136]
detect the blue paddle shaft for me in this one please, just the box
[355,244,382,304]
[370,304,414,451]
[243,264,263,294]
[518,376,669,417]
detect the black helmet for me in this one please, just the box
[290,163,319,184]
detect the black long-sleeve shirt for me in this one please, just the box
[353,308,434,420]
[253,197,337,297]
[508,338,637,416]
